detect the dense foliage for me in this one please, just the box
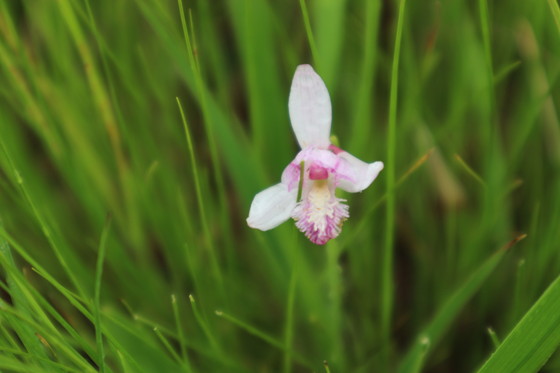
[0,1,559,372]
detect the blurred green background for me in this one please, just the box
[0,0,559,372]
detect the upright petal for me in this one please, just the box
[247,183,298,231]
[289,65,331,149]
[336,152,384,193]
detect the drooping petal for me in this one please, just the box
[247,183,298,231]
[288,65,331,149]
[336,151,384,193]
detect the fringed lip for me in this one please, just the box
[292,178,349,245]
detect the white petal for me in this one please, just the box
[247,183,298,231]
[288,65,331,148]
[337,152,384,193]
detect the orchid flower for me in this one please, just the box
[247,64,384,245]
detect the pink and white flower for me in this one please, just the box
[247,64,383,245]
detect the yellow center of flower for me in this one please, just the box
[306,180,337,232]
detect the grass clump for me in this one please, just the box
[0,1,559,372]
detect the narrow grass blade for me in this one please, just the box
[153,327,183,366]
[0,305,96,372]
[398,234,526,373]
[215,310,314,370]
[0,219,53,370]
[189,294,220,354]
[382,0,408,355]
[0,242,100,367]
[283,270,297,373]
[176,97,223,297]
[477,274,560,373]
[177,0,230,238]
[478,0,493,74]
[513,258,527,323]
[487,327,501,349]
[171,295,192,370]
[342,149,432,250]
[57,0,126,174]
[94,215,112,373]
[454,154,486,187]
[298,0,319,66]
[101,316,183,373]
[311,0,347,83]
[215,310,285,350]
[406,337,431,373]
[0,354,84,373]
[494,61,521,85]
[547,0,560,35]
[0,140,87,298]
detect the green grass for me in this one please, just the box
[0,0,559,372]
